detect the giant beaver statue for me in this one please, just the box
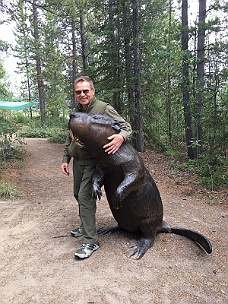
[69,112,212,259]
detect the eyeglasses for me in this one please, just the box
[75,89,90,95]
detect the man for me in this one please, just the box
[61,76,132,259]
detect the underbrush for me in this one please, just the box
[0,180,20,199]
[0,139,25,199]
[0,117,27,162]
[168,147,227,191]
[18,116,68,143]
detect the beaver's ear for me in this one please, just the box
[112,122,121,132]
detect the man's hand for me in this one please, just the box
[103,134,124,154]
[69,129,74,139]
[61,163,70,176]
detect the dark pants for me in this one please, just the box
[73,159,98,244]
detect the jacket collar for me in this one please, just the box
[84,97,96,113]
[76,97,96,113]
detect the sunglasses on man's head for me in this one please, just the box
[75,89,90,95]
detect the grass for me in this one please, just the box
[0,180,20,199]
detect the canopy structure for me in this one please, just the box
[0,101,38,110]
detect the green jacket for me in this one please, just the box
[62,97,132,164]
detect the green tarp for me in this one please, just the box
[0,101,38,110]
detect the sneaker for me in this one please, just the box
[71,226,84,237]
[74,243,99,259]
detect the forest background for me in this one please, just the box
[0,0,227,194]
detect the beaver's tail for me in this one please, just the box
[160,221,212,254]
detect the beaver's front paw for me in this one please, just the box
[91,184,102,200]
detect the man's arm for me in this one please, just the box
[61,134,71,175]
[103,105,132,154]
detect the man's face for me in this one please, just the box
[74,81,95,108]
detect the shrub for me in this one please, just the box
[11,112,31,124]
[18,116,68,143]
[0,180,20,198]
[0,118,26,162]
[197,153,227,190]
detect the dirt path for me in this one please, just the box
[0,138,227,304]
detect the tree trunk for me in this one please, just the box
[123,0,134,120]
[32,0,45,123]
[166,0,172,144]
[196,0,206,156]
[181,0,195,159]
[27,76,33,119]
[132,0,144,152]
[212,73,219,147]
[108,0,121,112]
[80,11,89,73]
[71,19,77,108]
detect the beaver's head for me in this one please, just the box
[69,112,121,148]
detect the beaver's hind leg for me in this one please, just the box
[125,234,156,260]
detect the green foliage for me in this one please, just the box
[0,135,26,160]
[0,116,26,161]
[170,151,227,190]
[197,153,228,190]
[0,60,14,100]
[19,126,67,143]
[0,116,18,134]
[0,118,25,199]
[0,180,20,198]
[19,126,53,138]
[18,116,68,143]
[48,130,68,144]
[11,112,31,124]
[175,178,181,185]
[45,93,69,118]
